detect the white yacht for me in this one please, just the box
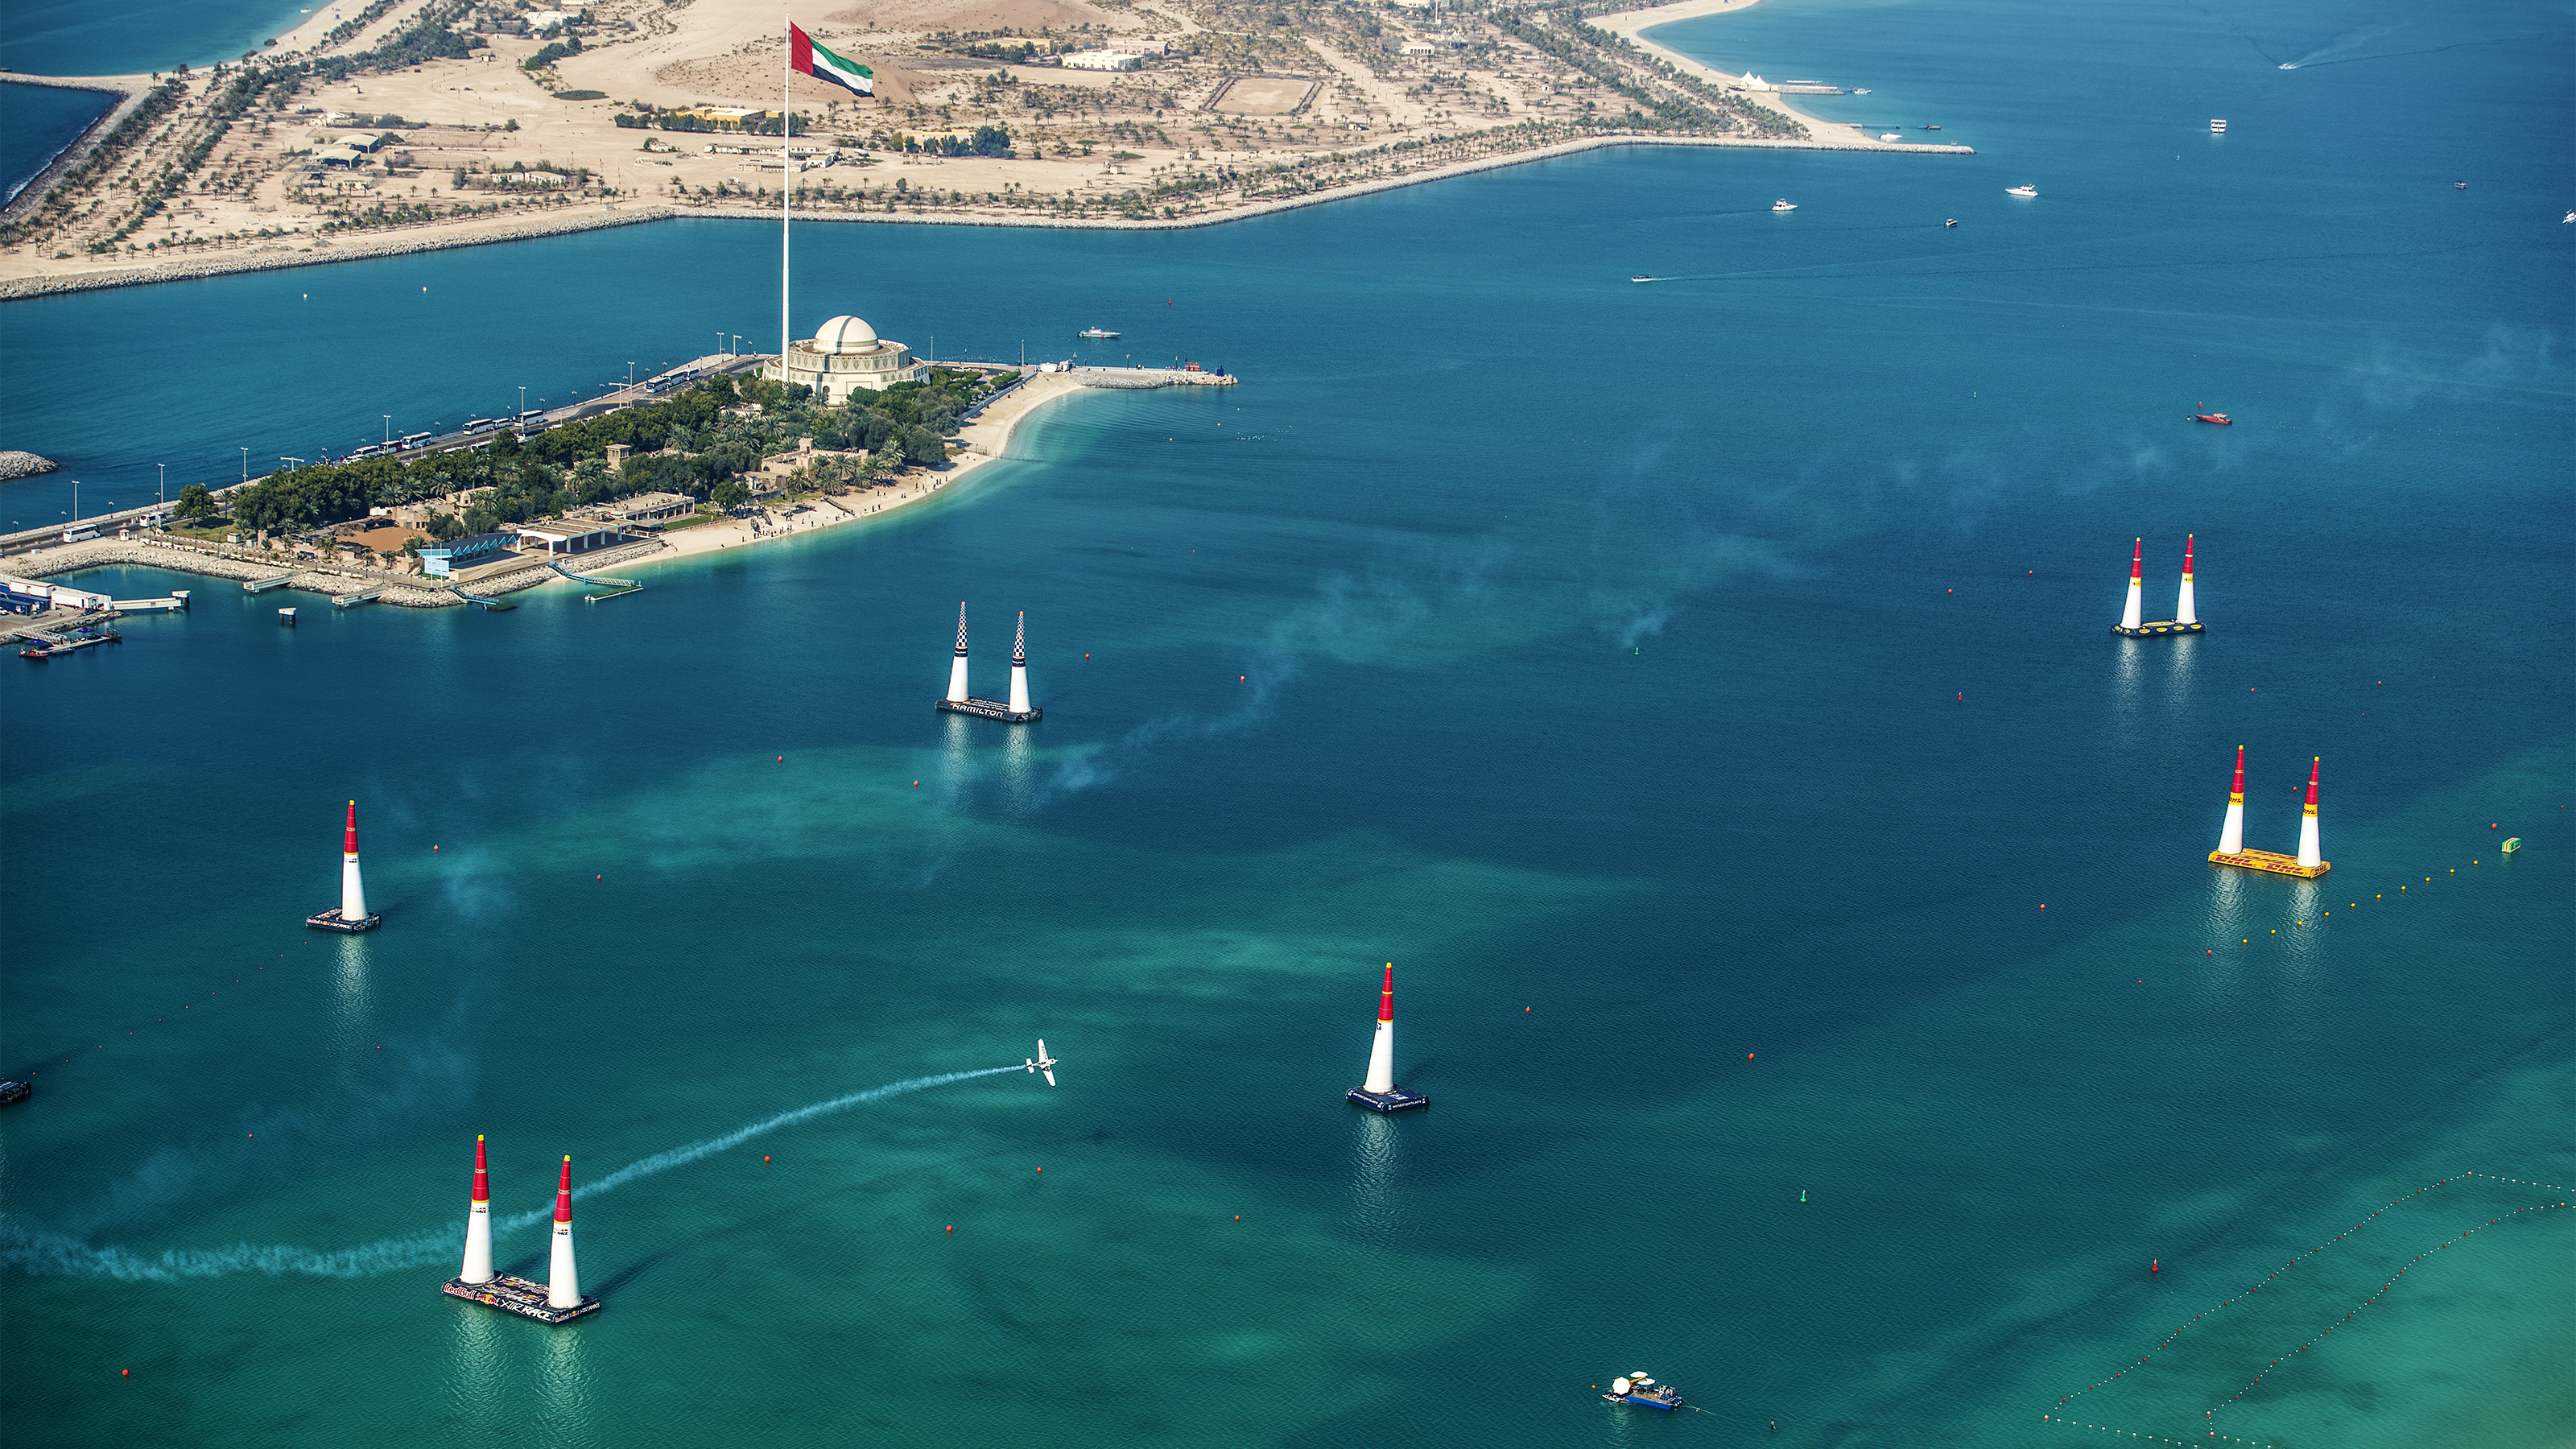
[1771,198,1798,212]
[2006,184,2037,197]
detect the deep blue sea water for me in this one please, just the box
[0,0,310,79]
[0,83,117,208]
[3,0,2570,1445]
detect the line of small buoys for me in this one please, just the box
[2043,1171,2566,1447]
[14,954,297,1081]
[2206,1195,2569,1440]
[2198,850,2507,956]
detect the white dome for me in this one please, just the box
[811,315,879,353]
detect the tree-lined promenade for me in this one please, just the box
[189,368,999,542]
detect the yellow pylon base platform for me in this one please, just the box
[2210,848,2330,878]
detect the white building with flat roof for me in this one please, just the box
[766,315,930,402]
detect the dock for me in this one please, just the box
[2113,620,2204,638]
[243,573,297,593]
[2209,848,2329,879]
[449,584,517,612]
[937,696,1041,724]
[18,624,120,659]
[111,592,189,613]
[549,561,643,601]
[332,588,381,609]
[306,906,382,932]
[1347,1086,1430,1113]
[440,1274,599,1326]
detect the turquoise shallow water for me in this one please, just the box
[3,0,2572,1444]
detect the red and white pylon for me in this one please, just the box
[1362,963,1397,1096]
[1009,611,1031,716]
[2175,535,2198,626]
[460,1135,493,1285]
[2297,758,2323,869]
[945,603,971,704]
[2119,539,2145,631]
[341,800,367,923]
[2218,745,2246,857]
[546,1156,581,1310]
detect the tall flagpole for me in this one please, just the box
[781,14,791,378]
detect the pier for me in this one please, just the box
[448,584,517,612]
[18,624,121,659]
[549,560,643,601]
[938,696,1040,723]
[440,1274,599,1326]
[2113,620,2204,638]
[111,592,188,613]
[2210,848,2330,879]
[332,588,381,609]
[243,572,296,593]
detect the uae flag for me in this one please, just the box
[791,23,874,97]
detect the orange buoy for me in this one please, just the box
[1747,1052,1755,1060]
[945,1225,953,1233]
[764,1155,770,1162]
[778,756,783,762]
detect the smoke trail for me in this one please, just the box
[0,1065,1027,1282]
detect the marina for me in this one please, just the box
[16,623,118,659]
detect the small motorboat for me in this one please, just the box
[1771,198,1798,212]
[1879,132,1903,141]
[1078,326,1120,339]
[2563,211,2576,224]
[2453,180,2467,190]
[1604,1373,1682,1410]
[1944,217,1958,227]
[2006,184,2037,197]
[2190,411,2232,426]
[1920,123,1941,130]
[1852,88,1871,94]
[1629,275,1653,283]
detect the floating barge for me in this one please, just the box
[2209,848,2329,879]
[937,696,1040,724]
[441,1274,599,1325]
[1346,1085,1430,1113]
[0,1080,29,1107]
[306,906,382,932]
[2113,619,2204,638]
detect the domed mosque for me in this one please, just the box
[768,314,930,402]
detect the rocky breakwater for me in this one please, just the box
[0,452,60,481]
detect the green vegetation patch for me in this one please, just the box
[553,89,607,101]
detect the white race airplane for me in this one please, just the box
[1024,1040,1059,1087]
